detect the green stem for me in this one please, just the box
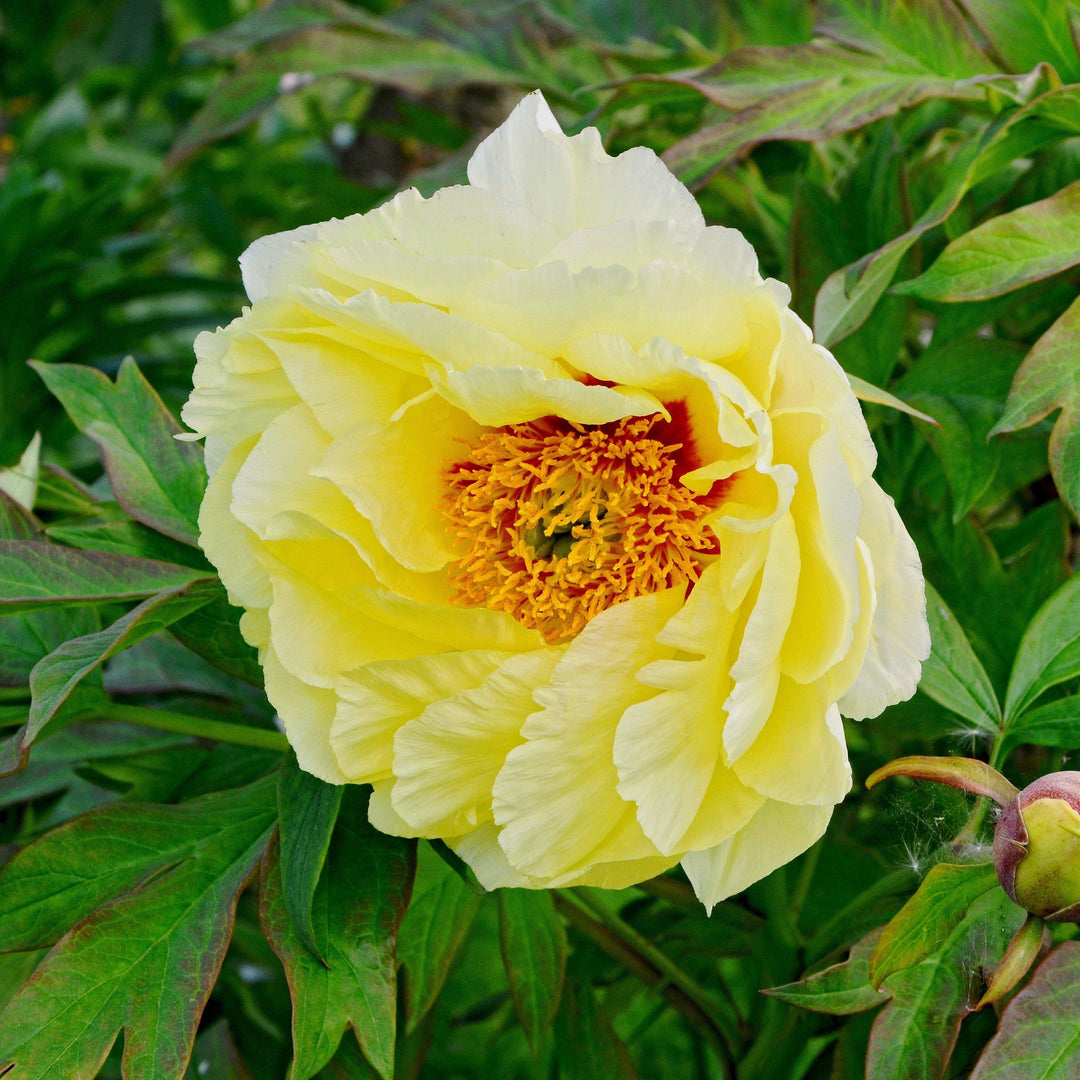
[0,687,28,702]
[91,703,289,752]
[553,893,736,1079]
[956,730,1010,845]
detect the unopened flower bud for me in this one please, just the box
[994,772,1080,922]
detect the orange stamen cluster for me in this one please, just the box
[443,414,721,644]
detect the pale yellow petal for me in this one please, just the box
[314,389,482,573]
[456,259,749,360]
[199,436,272,610]
[774,414,862,683]
[262,643,347,784]
[730,678,851,806]
[331,650,515,782]
[721,512,801,760]
[367,780,425,838]
[433,363,663,428]
[492,588,683,880]
[391,649,563,836]
[840,481,929,719]
[448,822,538,889]
[681,800,833,912]
[613,563,757,854]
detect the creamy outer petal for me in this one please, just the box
[492,588,683,880]
[262,644,347,784]
[448,823,538,890]
[331,650,515,782]
[199,437,272,610]
[730,678,851,806]
[840,481,930,719]
[390,649,564,836]
[466,90,705,238]
[681,801,834,912]
[183,310,299,460]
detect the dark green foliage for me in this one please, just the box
[0,0,1079,1077]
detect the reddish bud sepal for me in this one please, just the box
[993,772,1080,922]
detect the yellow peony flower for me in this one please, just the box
[183,91,930,909]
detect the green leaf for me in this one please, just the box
[45,503,208,566]
[919,584,1002,732]
[0,779,276,1080]
[32,358,207,546]
[813,94,1067,346]
[554,979,639,1080]
[398,843,482,1032]
[1004,573,1080,722]
[24,580,218,746]
[895,336,1026,519]
[990,293,1080,520]
[169,587,264,687]
[0,777,275,951]
[960,0,1080,83]
[497,889,568,1053]
[765,929,889,1015]
[870,863,1001,989]
[0,539,211,612]
[184,0,385,59]
[867,887,1025,1080]
[260,787,415,1080]
[1000,695,1080,755]
[168,26,516,166]
[970,941,1080,1078]
[661,0,992,185]
[897,178,1080,301]
[277,750,344,964]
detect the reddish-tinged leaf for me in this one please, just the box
[866,756,1018,806]
[25,580,217,742]
[0,780,276,1080]
[977,914,1047,1008]
[868,887,1025,1080]
[261,787,415,1080]
[766,929,890,1015]
[0,540,211,612]
[971,941,1080,1078]
[991,294,1080,521]
[897,179,1080,301]
[959,0,1080,82]
[167,26,515,167]
[32,358,207,546]
[871,863,1002,989]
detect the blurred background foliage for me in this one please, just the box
[1,0,1080,1078]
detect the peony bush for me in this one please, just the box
[183,91,930,907]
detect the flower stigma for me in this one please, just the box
[443,413,722,644]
